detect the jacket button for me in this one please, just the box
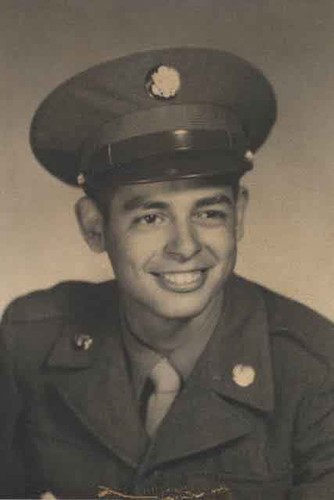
[72,334,93,351]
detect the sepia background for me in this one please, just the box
[1,0,333,320]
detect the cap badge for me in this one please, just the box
[40,492,57,500]
[145,64,181,100]
[73,334,93,351]
[232,364,255,387]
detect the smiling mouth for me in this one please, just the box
[152,269,208,293]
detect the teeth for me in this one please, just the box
[162,271,202,285]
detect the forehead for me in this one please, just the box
[111,178,235,209]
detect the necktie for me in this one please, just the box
[145,358,181,437]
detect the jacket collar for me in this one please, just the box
[143,275,275,470]
[206,274,274,413]
[45,275,274,470]
[45,282,148,468]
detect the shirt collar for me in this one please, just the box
[121,295,224,400]
[122,318,161,399]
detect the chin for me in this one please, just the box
[146,291,218,320]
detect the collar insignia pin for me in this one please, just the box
[232,364,256,387]
[73,334,93,351]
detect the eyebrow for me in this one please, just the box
[122,196,169,212]
[122,193,233,212]
[194,194,233,209]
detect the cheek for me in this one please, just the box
[106,225,164,275]
[201,226,237,261]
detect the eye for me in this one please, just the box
[134,213,167,226]
[193,209,228,225]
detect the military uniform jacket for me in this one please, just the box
[0,275,334,499]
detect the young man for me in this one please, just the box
[1,48,333,499]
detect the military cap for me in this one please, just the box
[30,47,277,188]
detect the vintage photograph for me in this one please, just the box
[1,1,333,498]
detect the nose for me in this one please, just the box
[164,220,201,262]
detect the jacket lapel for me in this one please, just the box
[45,285,147,468]
[43,276,274,471]
[143,276,275,470]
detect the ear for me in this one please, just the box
[74,196,105,253]
[235,185,249,241]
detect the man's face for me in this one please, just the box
[100,178,247,320]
